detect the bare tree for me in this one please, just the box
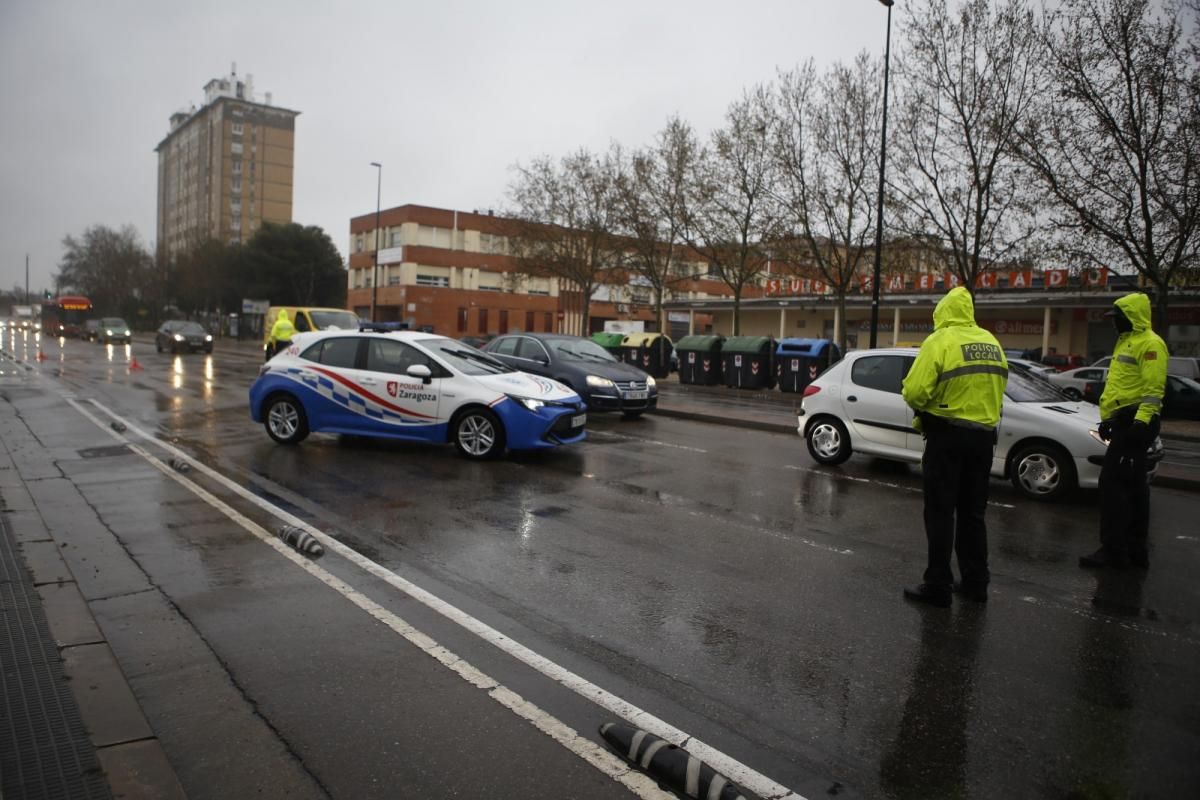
[56,225,155,318]
[771,55,882,351]
[890,0,1042,290]
[1015,0,1200,330]
[505,149,623,336]
[683,86,780,335]
[614,116,699,335]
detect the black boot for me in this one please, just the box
[1079,548,1128,569]
[903,584,951,608]
[952,582,989,603]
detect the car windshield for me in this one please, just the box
[547,338,617,363]
[310,310,360,330]
[1006,364,1073,402]
[174,322,206,335]
[101,318,128,328]
[422,337,514,375]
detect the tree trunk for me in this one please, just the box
[732,291,742,336]
[836,292,848,353]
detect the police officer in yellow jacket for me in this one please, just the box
[900,287,1008,607]
[1080,293,1166,570]
[266,309,296,361]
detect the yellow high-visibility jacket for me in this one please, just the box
[901,287,1008,430]
[269,309,296,344]
[1099,293,1167,425]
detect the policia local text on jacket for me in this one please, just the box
[1080,293,1166,570]
[900,287,1009,607]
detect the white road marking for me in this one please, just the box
[1018,595,1199,646]
[784,464,1017,509]
[77,397,807,800]
[589,430,708,454]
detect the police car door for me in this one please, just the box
[843,354,917,457]
[301,336,365,430]
[359,338,442,439]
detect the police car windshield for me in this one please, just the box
[423,337,514,375]
[1006,364,1072,402]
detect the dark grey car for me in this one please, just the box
[156,320,213,354]
[484,333,657,417]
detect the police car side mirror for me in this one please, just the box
[407,364,433,384]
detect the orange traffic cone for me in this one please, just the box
[128,356,144,371]
[36,349,46,362]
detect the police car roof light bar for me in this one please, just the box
[359,321,410,333]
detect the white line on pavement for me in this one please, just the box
[77,397,808,800]
[587,430,709,453]
[784,464,1017,509]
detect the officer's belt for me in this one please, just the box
[919,413,994,433]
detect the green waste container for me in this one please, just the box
[721,336,775,389]
[620,332,673,379]
[675,335,724,385]
[591,331,626,358]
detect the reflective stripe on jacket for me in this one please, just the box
[901,286,1008,430]
[1099,293,1167,425]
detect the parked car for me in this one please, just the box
[797,348,1163,501]
[484,333,657,417]
[250,327,587,458]
[1049,366,1109,400]
[156,320,213,354]
[1041,353,1087,372]
[1168,356,1200,381]
[97,317,131,345]
[459,334,496,349]
[82,319,100,342]
[1007,358,1059,382]
[1083,374,1200,419]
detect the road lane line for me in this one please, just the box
[588,430,708,453]
[63,397,677,800]
[78,397,808,800]
[784,464,1017,509]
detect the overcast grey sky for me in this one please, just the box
[0,0,892,295]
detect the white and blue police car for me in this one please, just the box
[249,324,587,459]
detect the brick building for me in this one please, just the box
[156,66,299,262]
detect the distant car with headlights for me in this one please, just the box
[796,348,1163,501]
[97,317,131,345]
[82,319,101,342]
[483,333,657,418]
[156,320,213,354]
[249,326,587,459]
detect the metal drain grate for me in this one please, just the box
[0,501,113,800]
[75,445,131,460]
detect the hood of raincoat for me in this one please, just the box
[932,286,975,330]
[1113,293,1152,333]
[276,310,290,323]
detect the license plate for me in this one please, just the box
[571,414,587,428]
[623,390,648,400]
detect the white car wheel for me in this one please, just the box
[806,417,852,466]
[1011,443,1075,500]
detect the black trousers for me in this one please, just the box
[1098,414,1159,563]
[921,425,994,589]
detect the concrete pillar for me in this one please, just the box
[1042,306,1052,356]
[832,305,840,346]
[779,308,786,340]
[688,309,695,336]
[892,307,901,347]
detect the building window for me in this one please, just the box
[415,275,449,288]
[231,142,243,155]
[231,178,241,193]
[232,122,243,135]
[478,285,501,292]
[527,289,550,296]
[479,308,489,333]
[355,235,364,253]
[498,310,508,333]
[458,308,468,333]
[390,230,403,248]
[232,160,242,174]
[525,311,534,331]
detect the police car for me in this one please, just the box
[249,325,587,458]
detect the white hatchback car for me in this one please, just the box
[797,348,1161,501]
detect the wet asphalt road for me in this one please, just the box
[4,330,1200,799]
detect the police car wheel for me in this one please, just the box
[1010,442,1075,500]
[806,417,852,465]
[265,395,309,445]
[454,408,505,459]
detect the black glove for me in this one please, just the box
[1098,420,1114,441]
[1123,419,1152,455]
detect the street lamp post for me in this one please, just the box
[869,0,894,349]
[370,161,382,322]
